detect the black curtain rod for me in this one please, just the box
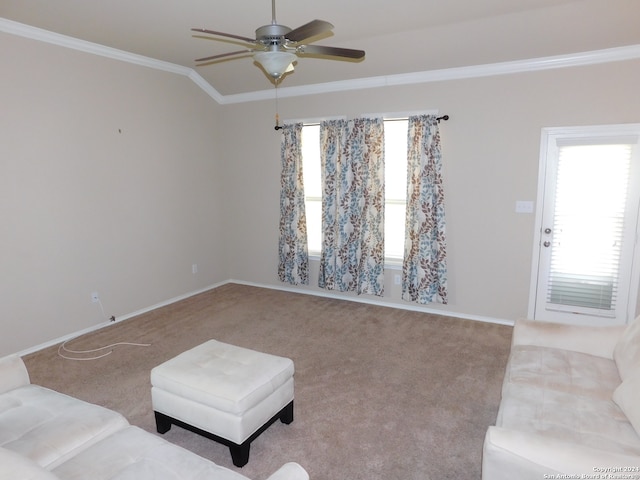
[276,114,450,131]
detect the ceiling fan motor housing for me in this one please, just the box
[256,24,292,47]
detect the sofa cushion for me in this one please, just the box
[52,426,251,480]
[0,447,59,480]
[497,383,640,456]
[511,320,627,359]
[504,345,621,400]
[483,426,640,480]
[614,315,640,381]
[613,369,640,438]
[0,385,129,469]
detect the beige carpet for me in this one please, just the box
[23,283,512,480]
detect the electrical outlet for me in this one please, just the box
[394,274,401,285]
[192,264,198,274]
[91,292,99,303]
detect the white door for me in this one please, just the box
[529,124,640,326]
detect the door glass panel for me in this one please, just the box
[547,144,631,315]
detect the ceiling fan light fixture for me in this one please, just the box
[193,0,364,87]
[253,51,296,79]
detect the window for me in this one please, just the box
[301,124,322,254]
[301,119,409,262]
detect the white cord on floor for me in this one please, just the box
[56,298,150,360]
[57,338,151,361]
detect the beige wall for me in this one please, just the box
[1,33,228,356]
[220,60,640,323]
[2,28,640,357]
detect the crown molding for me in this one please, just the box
[3,17,640,106]
[1,18,192,77]
[187,70,225,103]
[222,44,640,104]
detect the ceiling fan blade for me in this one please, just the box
[286,19,334,43]
[191,28,256,44]
[195,50,253,63]
[297,44,365,59]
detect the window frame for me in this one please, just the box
[300,117,411,266]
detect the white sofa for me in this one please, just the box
[483,316,640,479]
[0,354,309,480]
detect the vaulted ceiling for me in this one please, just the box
[2,0,639,98]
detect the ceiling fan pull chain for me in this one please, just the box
[274,82,283,131]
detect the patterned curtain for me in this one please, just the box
[278,123,309,285]
[318,117,385,296]
[402,115,448,304]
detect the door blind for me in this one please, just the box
[547,143,632,313]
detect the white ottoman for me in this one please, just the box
[150,340,294,467]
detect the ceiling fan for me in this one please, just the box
[191,0,365,83]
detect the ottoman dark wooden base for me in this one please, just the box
[154,401,293,467]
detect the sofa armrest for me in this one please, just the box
[0,355,31,394]
[483,427,640,480]
[512,319,627,359]
[265,462,309,480]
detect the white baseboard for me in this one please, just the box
[229,279,516,327]
[17,279,513,358]
[16,281,227,357]
[16,321,116,358]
